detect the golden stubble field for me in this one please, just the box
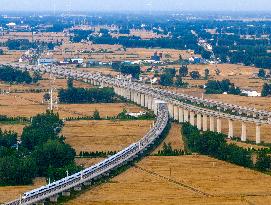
[153,123,185,154]
[0,178,46,204]
[183,63,268,92]
[0,92,144,119]
[67,155,271,205]
[0,76,93,91]
[52,41,197,62]
[62,120,154,154]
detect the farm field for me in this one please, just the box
[0,123,27,135]
[0,92,144,118]
[0,77,92,91]
[0,178,46,204]
[67,155,271,205]
[62,120,153,154]
[153,123,184,154]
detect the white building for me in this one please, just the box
[38,58,56,66]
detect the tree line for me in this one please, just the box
[58,87,116,104]
[112,62,141,79]
[0,111,80,185]
[154,143,188,156]
[205,79,242,95]
[0,66,41,84]
[182,123,271,172]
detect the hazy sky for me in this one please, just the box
[1,0,271,12]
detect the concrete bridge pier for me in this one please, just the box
[168,103,174,119]
[184,109,189,122]
[241,122,247,142]
[131,91,136,103]
[173,106,179,121]
[228,119,233,138]
[190,111,195,126]
[217,118,222,133]
[144,94,149,107]
[197,113,202,130]
[74,186,82,191]
[256,124,261,144]
[62,190,71,197]
[140,94,145,107]
[178,107,184,123]
[49,195,58,202]
[210,116,215,132]
[202,114,208,131]
[147,95,153,110]
[83,181,92,186]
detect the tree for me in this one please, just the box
[258,69,266,79]
[32,71,42,83]
[21,111,63,150]
[160,73,173,86]
[67,78,74,89]
[0,130,17,148]
[32,140,76,176]
[58,87,115,104]
[255,151,271,171]
[165,68,176,77]
[93,109,101,120]
[190,71,201,79]
[0,156,37,185]
[179,65,188,77]
[0,66,33,84]
[43,93,51,102]
[204,68,210,80]
[0,49,4,55]
[120,64,141,79]
[261,83,270,97]
[175,76,187,88]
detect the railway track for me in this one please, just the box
[5,100,169,205]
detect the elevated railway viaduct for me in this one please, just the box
[30,64,271,144]
[4,64,271,205]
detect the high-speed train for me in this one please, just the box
[19,103,168,204]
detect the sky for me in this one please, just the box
[0,0,271,12]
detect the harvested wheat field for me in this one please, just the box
[205,94,271,112]
[0,91,144,118]
[0,73,92,91]
[0,123,26,135]
[62,120,153,154]
[153,123,184,154]
[185,63,267,91]
[0,178,46,204]
[67,155,271,205]
[58,103,145,118]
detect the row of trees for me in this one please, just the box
[58,87,116,104]
[6,39,57,50]
[261,83,271,97]
[205,79,242,95]
[0,111,79,185]
[0,66,41,84]
[0,66,32,84]
[160,68,188,87]
[182,123,271,171]
[154,143,187,156]
[112,62,141,79]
